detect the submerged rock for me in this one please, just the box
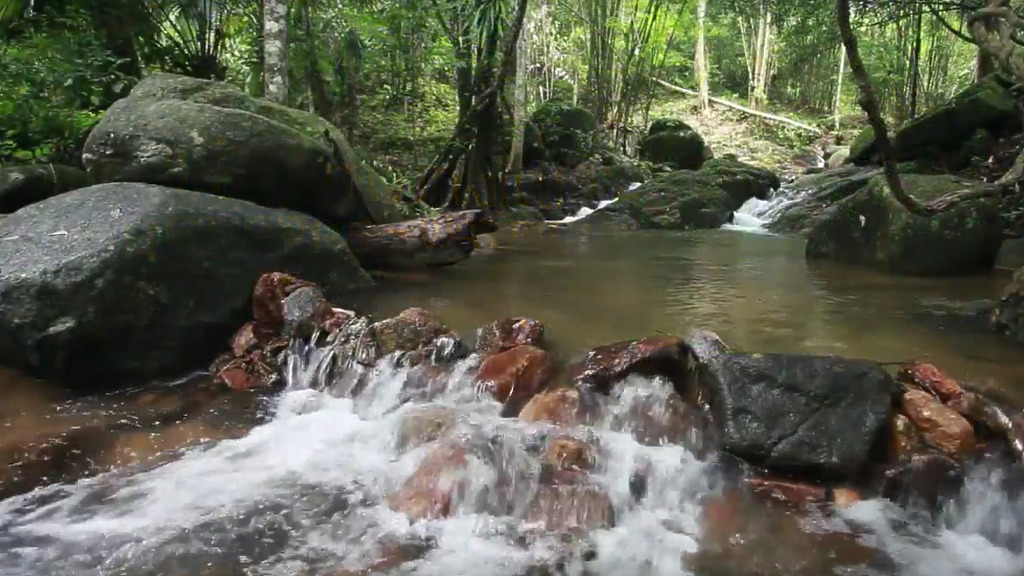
[638,118,709,170]
[889,414,922,462]
[697,353,897,480]
[395,405,457,452]
[388,443,471,521]
[805,174,1003,275]
[523,483,614,533]
[0,164,91,213]
[83,73,401,226]
[879,452,965,511]
[476,345,556,416]
[992,266,1024,345]
[519,387,601,426]
[0,183,370,388]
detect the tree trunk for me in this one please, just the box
[835,0,927,215]
[344,210,498,271]
[300,0,333,119]
[908,10,922,119]
[507,12,530,174]
[694,0,710,113]
[263,0,288,104]
[833,43,845,131]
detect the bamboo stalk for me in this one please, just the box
[654,78,822,135]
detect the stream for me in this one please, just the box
[1,184,1023,576]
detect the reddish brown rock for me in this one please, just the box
[475,318,545,353]
[524,484,614,532]
[544,437,594,472]
[889,413,921,462]
[518,387,600,426]
[321,307,356,334]
[745,477,828,507]
[388,443,470,521]
[251,272,316,335]
[371,308,454,357]
[830,487,862,509]
[213,339,286,391]
[229,322,260,357]
[901,390,976,458]
[476,345,555,415]
[567,336,689,393]
[897,362,964,403]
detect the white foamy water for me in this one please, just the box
[720,187,804,235]
[0,339,1022,576]
[547,182,641,225]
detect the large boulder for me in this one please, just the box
[530,101,597,168]
[0,165,91,213]
[848,75,1017,166]
[82,73,402,227]
[991,266,1024,345]
[638,118,710,170]
[805,174,1004,275]
[618,159,777,230]
[696,353,898,480]
[0,183,371,389]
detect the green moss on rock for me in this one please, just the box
[530,101,598,168]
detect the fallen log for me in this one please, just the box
[344,210,499,271]
[654,78,823,135]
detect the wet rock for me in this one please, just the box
[395,406,457,452]
[606,378,707,451]
[388,443,471,521]
[880,452,964,510]
[766,166,880,236]
[476,345,555,416]
[398,363,456,404]
[890,413,922,462]
[991,266,1024,345]
[0,425,105,499]
[83,73,401,226]
[0,164,91,212]
[831,487,862,508]
[530,101,597,168]
[543,436,594,472]
[523,484,614,532]
[371,308,454,358]
[618,171,736,230]
[251,272,317,336]
[896,362,964,403]
[281,286,332,339]
[638,118,709,170]
[901,389,976,458]
[476,317,546,354]
[699,156,781,208]
[229,322,260,357]
[698,353,898,481]
[744,477,828,507]
[805,174,1003,275]
[518,387,601,426]
[567,335,689,394]
[0,185,370,388]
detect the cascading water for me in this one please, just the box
[0,336,1022,576]
[721,183,809,235]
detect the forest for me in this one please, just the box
[0,0,996,193]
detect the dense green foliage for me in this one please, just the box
[0,0,1003,174]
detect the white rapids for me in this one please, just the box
[0,339,1022,576]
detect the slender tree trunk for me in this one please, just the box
[833,43,845,131]
[300,0,332,118]
[749,3,773,111]
[694,0,710,113]
[908,10,922,119]
[263,0,289,104]
[507,11,530,173]
[836,0,927,215]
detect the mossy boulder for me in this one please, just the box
[83,73,402,227]
[530,101,598,168]
[805,174,1004,275]
[699,156,780,208]
[638,119,710,170]
[848,76,1017,166]
[0,165,91,213]
[619,158,778,230]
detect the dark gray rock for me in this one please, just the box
[0,183,371,389]
[697,353,898,480]
[82,73,402,227]
[0,165,91,213]
[766,166,880,236]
